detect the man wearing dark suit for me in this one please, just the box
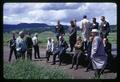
[100,16,110,39]
[55,20,65,41]
[68,20,77,52]
[8,32,17,62]
[91,17,99,30]
[25,32,33,60]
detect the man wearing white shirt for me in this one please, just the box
[16,31,27,59]
[79,15,91,52]
[32,33,40,59]
[46,37,54,62]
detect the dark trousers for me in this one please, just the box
[95,69,102,78]
[9,47,17,62]
[56,33,60,41]
[16,51,26,59]
[46,50,52,62]
[58,49,65,65]
[100,32,108,39]
[27,48,32,60]
[71,51,81,68]
[33,45,40,59]
[52,49,65,65]
[84,41,87,51]
[53,52,59,64]
[69,38,76,52]
[86,58,92,71]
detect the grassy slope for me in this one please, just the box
[3,31,117,48]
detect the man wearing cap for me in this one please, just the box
[25,32,33,60]
[55,20,65,41]
[32,33,40,59]
[100,16,110,38]
[91,29,107,78]
[16,31,27,59]
[79,15,91,52]
[8,32,17,62]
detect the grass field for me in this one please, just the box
[3,31,117,48]
[4,59,72,79]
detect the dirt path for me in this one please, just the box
[3,46,117,79]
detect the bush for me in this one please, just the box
[3,59,71,79]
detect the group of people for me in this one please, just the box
[8,15,114,78]
[9,31,40,61]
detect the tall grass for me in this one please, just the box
[4,59,72,79]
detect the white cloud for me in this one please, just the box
[3,3,117,25]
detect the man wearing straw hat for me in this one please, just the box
[91,29,107,78]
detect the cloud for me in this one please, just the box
[3,3,117,25]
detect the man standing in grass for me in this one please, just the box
[32,33,40,59]
[16,31,27,59]
[25,32,33,60]
[8,31,17,62]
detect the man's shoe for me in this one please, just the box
[74,67,78,70]
[70,66,73,69]
[51,63,55,65]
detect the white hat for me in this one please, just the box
[91,29,99,33]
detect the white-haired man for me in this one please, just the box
[46,37,54,62]
[91,29,107,78]
[32,33,40,59]
[16,31,27,59]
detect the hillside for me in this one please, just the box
[3,23,117,33]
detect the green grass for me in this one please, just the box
[3,31,117,47]
[4,59,72,79]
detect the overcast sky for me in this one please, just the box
[3,3,117,25]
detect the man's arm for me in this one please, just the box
[91,37,99,58]
[107,22,110,33]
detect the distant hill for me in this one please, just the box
[3,23,50,32]
[3,23,117,33]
